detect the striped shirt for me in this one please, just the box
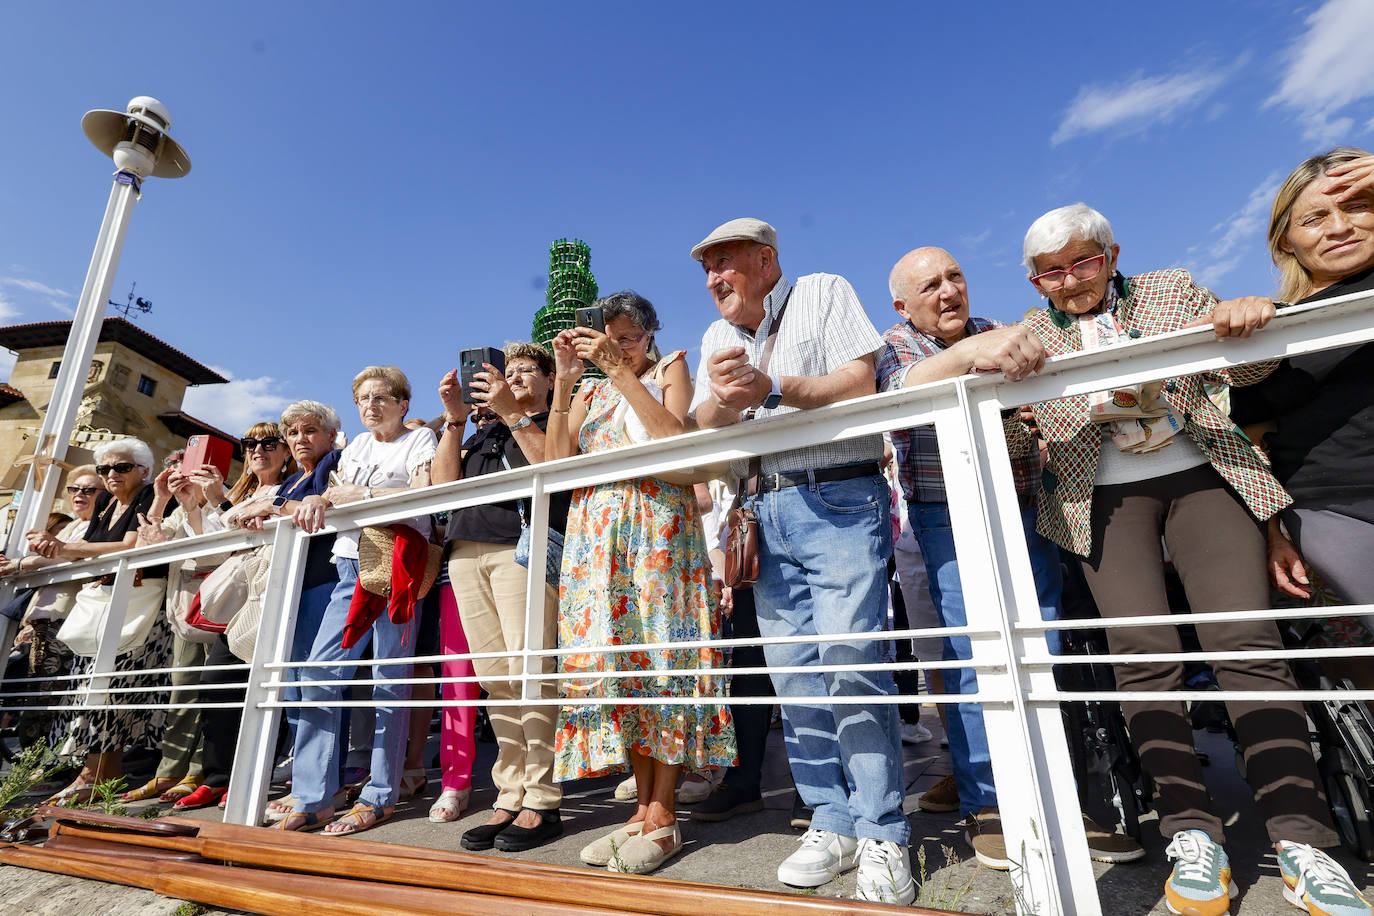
[691,273,885,476]
[877,316,1042,504]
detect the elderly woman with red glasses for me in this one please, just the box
[25,436,173,806]
[1016,203,1348,914]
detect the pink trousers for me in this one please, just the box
[438,583,479,792]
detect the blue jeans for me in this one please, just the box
[284,579,348,773]
[909,503,1062,817]
[751,472,908,846]
[292,558,418,812]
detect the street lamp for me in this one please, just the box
[3,97,190,554]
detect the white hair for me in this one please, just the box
[280,400,341,434]
[1022,203,1115,276]
[93,437,155,482]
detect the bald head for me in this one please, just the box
[889,247,971,343]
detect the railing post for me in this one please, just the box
[84,560,137,709]
[932,379,1100,916]
[521,472,552,704]
[222,521,307,826]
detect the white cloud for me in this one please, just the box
[0,291,19,325]
[1267,0,1374,144]
[1051,62,1240,145]
[181,366,294,435]
[0,275,76,316]
[1188,172,1283,287]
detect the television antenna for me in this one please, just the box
[109,282,152,320]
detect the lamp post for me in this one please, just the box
[3,97,190,554]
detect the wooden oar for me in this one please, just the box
[2,842,630,916]
[46,809,953,916]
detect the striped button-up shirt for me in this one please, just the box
[877,316,1042,505]
[691,273,885,477]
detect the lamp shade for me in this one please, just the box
[81,96,190,179]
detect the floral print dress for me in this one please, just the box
[553,353,736,780]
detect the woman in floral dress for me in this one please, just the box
[546,291,735,875]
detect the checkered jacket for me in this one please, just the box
[1017,269,1290,556]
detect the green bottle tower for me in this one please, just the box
[532,238,600,379]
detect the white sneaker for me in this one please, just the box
[855,838,917,905]
[777,828,859,887]
[613,774,638,800]
[900,721,933,745]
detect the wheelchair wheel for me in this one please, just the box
[1319,747,1374,862]
[1109,763,1142,840]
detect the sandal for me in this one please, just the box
[43,784,96,808]
[172,785,226,811]
[118,777,179,803]
[398,767,429,802]
[158,776,200,803]
[323,802,394,837]
[269,808,333,832]
[262,787,349,824]
[606,821,683,874]
[428,788,471,823]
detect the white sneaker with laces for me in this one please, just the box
[776,828,859,887]
[900,721,933,745]
[854,838,916,905]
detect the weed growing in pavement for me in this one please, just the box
[915,843,976,909]
[0,743,52,817]
[173,903,208,916]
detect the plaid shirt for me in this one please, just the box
[877,316,1042,504]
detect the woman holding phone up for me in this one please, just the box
[545,291,734,875]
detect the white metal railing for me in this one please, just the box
[1,288,1371,915]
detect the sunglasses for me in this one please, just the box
[242,436,283,451]
[96,462,141,476]
[66,485,100,496]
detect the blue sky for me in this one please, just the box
[1,0,1372,438]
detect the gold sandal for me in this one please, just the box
[118,777,179,803]
[157,776,200,803]
[269,808,333,832]
[323,802,393,837]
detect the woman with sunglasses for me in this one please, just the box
[1017,204,1345,914]
[26,437,173,807]
[546,291,734,875]
[122,422,297,809]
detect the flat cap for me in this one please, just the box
[690,217,778,261]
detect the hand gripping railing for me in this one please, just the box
[0,287,1370,915]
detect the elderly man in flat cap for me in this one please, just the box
[690,218,913,905]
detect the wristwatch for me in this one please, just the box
[762,375,783,410]
[510,415,533,432]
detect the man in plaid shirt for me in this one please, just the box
[877,247,1141,868]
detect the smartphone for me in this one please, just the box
[574,306,605,334]
[459,347,506,404]
[183,434,233,479]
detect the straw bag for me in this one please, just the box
[226,549,274,662]
[357,525,442,599]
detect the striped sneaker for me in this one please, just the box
[1274,841,1371,916]
[1164,830,1236,916]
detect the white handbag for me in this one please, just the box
[57,577,167,657]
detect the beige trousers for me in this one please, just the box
[447,541,561,812]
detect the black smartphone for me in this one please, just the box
[459,347,506,404]
[574,306,605,334]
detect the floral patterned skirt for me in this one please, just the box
[553,477,736,781]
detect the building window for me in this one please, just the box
[48,361,60,379]
[136,375,157,397]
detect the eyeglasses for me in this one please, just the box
[1029,253,1108,291]
[614,332,648,349]
[355,395,401,407]
[66,485,99,495]
[505,366,543,379]
[96,462,141,476]
[242,436,283,451]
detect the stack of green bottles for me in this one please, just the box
[532,237,602,379]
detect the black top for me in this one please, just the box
[85,485,171,578]
[447,412,571,545]
[1231,264,1374,523]
[272,449,343,591]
